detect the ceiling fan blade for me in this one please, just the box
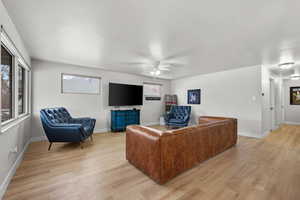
[116,62,147,65]
[158,67,171,71]
[163,48,195,60]
[161,63,184,68]
[173,63,185,67]
[131,50,153,60]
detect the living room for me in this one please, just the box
[1,0,300,199]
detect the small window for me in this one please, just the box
[61,73,101,94]
[18,65,25,115]
[1,45,14,122]
[144,83,162,101]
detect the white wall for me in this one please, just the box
[0,117,31,198]
[31,59,171,139]
[0,1,31,198]
[0,2,30,64]
[283,79,300,124]
[171,65,263,137]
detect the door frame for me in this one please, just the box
[269,78,277,131]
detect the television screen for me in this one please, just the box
[109,83,143,106]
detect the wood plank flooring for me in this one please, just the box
[3,125,300,200]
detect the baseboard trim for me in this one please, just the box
[94,128,110,134]
[262,130,270,138]
[284,121,300,125]
[30,135,47,142]
[0,139,31,199]
[143,122,160,126]
[238,132,262,138]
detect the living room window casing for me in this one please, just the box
[1,27,31,127]
[18,65,26,115]
[143,82,162,101]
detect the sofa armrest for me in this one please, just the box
[126,125,163,183]
[198,116,235,124]
[159,127,197,183]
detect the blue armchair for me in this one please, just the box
[164,106,191,128]
[40,107,96,150]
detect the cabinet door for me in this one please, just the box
[117,112,126,130]
[112,111,126,131]
[126,111,138,126]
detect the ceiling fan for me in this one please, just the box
[114,48,194,76]
[117,60,184,76]
[149,61,180,76]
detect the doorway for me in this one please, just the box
[270,78,277,131]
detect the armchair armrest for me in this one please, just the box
[164,112,173,122]
[126,125,163,183]
[70,117,93,123]
[182,114,190,122]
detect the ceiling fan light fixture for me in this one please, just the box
[150,69,161,76]
[278,62,295,69]
[290,74,300,80]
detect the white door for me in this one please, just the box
[270,78,276,130]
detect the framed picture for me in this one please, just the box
[290,87,300,105]
[188,89,201,104]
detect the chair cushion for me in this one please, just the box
[165,106,191,127]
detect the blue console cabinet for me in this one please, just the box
[111,109,140,132]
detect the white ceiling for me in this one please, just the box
[2,0,300,79]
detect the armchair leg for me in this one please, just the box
[90,135,94,143]
[80,141,84,149]
[48,142,53,151]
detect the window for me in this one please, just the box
[144,83,162,101]
[1,45,13,122]
[18,65,25,115]
[62,74,101,94]
[1,27,31,127]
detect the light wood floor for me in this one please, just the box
[3,125,300,200]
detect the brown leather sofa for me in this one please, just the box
[126,116,237,184]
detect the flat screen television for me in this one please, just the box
[109,83,143,106]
